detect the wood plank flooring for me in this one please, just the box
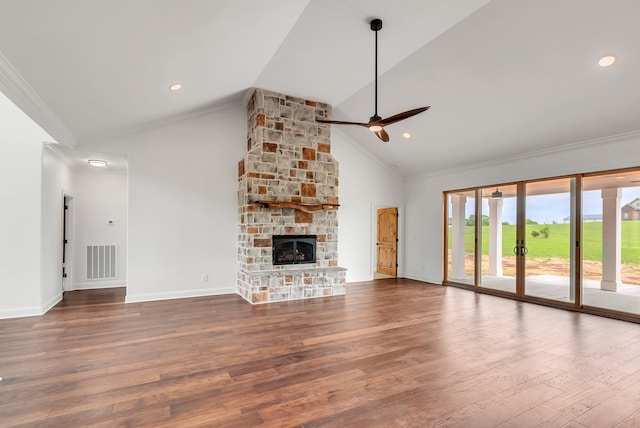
[1,279,640,427]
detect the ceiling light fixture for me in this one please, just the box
[598,55,616,67]
[402,132,411,139]
[88,159,108,167]
[491,187,503,198]
[169,83,182,91]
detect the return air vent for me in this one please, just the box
[86,244,117,280]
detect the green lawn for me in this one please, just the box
[458,220,640,263]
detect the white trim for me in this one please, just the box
[403,273,440,284]
[41,293,62,314]
[0,305,43,320]
[0,51,76,147]
[80,97,243,146]
[0,292,61,319]
[405,129,640,182]
[44,143,75,169]
[73,280,126,290]
[125,286,236,304]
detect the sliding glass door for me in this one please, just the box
[446,190,476,286]
[478,185,518,294]
[523,178,576,303]
[445,177,579,306]
[444,167,640,321]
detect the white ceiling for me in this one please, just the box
[1,0,639,178]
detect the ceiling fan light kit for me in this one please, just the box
[317,18,430,142]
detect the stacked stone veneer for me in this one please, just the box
[237,89,346,304]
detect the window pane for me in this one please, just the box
[447,190,476,285]
[582,172,640,315]
[478,185,517,293]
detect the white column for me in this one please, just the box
[488,198,504,276]
[601,188,622,292]
[450,195,467,280]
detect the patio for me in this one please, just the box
[477,274,640,315]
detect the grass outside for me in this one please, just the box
[458,220,640,263]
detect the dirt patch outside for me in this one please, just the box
[447,252,640,285]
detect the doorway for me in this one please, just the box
[62,194,73,292]
[376,207,398,277]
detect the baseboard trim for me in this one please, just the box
[41,293,62,314]
[73,281,126,290]
[403,273,439,284]
[0,305,43,320]
[125,287,236,304]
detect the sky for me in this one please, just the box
[460,187,640,225]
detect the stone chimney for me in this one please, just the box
[237,89,346,304]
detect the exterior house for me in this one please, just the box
[622,198,640,220]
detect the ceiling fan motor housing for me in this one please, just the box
[370,18,382,31]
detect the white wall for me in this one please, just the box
[0,91,53,318]
[40,146,74,310]
[332,129,405,282]
[85,106,246,303]
[80,105,405,304]
[403,132,640,284]
[72,168,127,289]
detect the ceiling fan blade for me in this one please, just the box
[316,118,369,127]
[379,106,430,127]
[375,128,390,142]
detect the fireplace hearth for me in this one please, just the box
[273,235,316,265]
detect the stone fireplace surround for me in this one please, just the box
[237,89,346,304]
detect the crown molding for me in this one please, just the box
[405,129,640,182]
[43,142,76,169]
[79,96,244,147]
[0,51,77,148]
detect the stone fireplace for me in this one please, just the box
[237,88,346,304]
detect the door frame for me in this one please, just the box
[62,192,74,292]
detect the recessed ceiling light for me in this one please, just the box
[402,132,411,139]
[88,159,108,167]
[598,55,616,67]
[616,176,626,180]
[169,83,182,91]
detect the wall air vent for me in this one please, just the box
[86,244,117,280]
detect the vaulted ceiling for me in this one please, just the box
[1,0,639,178]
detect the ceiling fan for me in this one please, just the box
[317,18,430,142]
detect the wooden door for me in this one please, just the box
[376,207,398,276]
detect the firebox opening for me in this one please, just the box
[273,235,317,265]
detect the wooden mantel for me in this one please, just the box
[257,200,340,214]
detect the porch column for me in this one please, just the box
[601,188,622,292]
[450,195,467,280]
[488,198,504,276]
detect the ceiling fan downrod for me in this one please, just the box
[370,18,383,127]
[315,17,430,142]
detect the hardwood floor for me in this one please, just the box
[1,279,640,427]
